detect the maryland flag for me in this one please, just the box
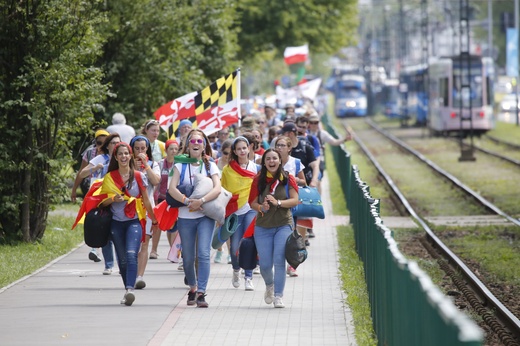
[154,70,240,139]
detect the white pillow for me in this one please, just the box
[192,175,232,224]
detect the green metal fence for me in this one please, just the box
[324,118,483,346]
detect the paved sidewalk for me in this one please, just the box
[0,176,357,346]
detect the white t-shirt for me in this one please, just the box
[283,156,305,177]
[88,154,110,186]
[135,161,160,208]
[176,161,220,219]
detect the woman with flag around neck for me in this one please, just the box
[168,129,221,308]
[274,135,307,278]
[248,149,299,308]
[99,142,159,306]
[221,136,258,291]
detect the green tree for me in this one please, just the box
[97,0,239,128]
[236,0,358,60]
[0,0,109,242]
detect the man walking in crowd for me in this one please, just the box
[107,112,136,144]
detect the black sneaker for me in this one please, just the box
[307,229,315,238]
[196,293,209,308]
[305,239,310,247]
[88,252,101,262]
[187,291,197,306]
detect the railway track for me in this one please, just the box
[485,134,520,151]
[347,118,520,345]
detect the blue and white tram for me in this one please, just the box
[428,55,494,136]
[399,64,428,125]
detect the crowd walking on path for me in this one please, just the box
[72,102,351,309]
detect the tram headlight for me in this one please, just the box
[345,100,357,108]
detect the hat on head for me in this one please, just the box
[165,139,178,150]
[309,114,320,122]
[95,129,110,138]
[179,119,193,128]
[241,116,256,127]
[281,122,297,134]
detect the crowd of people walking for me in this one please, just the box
[73,101,350,308]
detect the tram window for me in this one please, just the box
[486,77,492,105]
[440,78,449,106]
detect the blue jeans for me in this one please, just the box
[110,219,142,289]
[101,240,115,270]
[178,216,215,293]
[254,224,292,297]
[230,209,256,278]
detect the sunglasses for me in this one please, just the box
[189,139,204,144]
[222,151,230,156]
[220,132,229,136]
[208,136,216,140]
[309,121,319,125]
[256,121,265,124]
[96,141,103,146]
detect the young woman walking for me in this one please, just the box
[248,149,299,308]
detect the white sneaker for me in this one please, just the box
[253,266,260,274]
[264,284,274,304]
[244,278,254,291]
[232,270,240,288]
[177,260,184,271]
[103,268,112,275]
[123,290,135,306]
[135,277,146,289]
[273,296,285,308]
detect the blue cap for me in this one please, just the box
[179,119,193,128]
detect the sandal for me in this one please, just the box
[149,251,158,259]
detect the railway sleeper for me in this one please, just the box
[420,236,520,346]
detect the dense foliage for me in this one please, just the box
[0,0,358,242]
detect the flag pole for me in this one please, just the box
[237,68,241,128]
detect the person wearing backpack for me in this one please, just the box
[78,133,121,274]
[98,142,160,306]
[168,129,221,308]
[280,122,319,245]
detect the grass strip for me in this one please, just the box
[0,214,82,288]
[326,147,377,345]
[337,225,377,346]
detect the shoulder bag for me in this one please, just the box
[84,207,113,248]
[166,163,194,208]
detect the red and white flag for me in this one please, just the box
[284,44,309,65]
[154,70,240,138]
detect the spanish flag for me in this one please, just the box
[221,160,256,216]
[72,171,148,240]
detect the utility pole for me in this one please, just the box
[398,0,409,127]
[488,0,492,58]
[420,0,429,128]
[458,0,476,161]
[515,0,520,126]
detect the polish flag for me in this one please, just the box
[284,44,309,65]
